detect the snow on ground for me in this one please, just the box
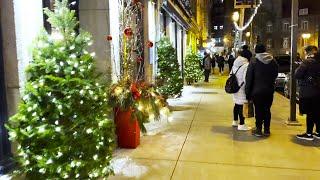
[111,157,148,178]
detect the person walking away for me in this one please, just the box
[203,52,212,82]
[228,54,235,73]
[211,55,216,74]
[217,54,225,75]
[245,44,278,137]
[241,45,253,62]
[296,46,320,141]
[232,51,251,131]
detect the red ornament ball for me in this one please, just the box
[136,57,143,63]
[132,0,139,4]
[147,40,154,48]
[124,27,133,37]
[106,35,112,41]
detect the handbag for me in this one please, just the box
[243,101,254,118]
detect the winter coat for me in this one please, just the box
[245,52,279,99]
[203,55,212,70]
[231,56,249,105]
[295,57,320,98]
[217,56,225,67]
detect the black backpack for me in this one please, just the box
[225,65,244,94]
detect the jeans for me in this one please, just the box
[204,69,211,82]
[234,104,245,125]
[253,93,274,132]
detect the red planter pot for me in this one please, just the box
[114,108,140,149]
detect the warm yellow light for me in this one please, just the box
[223,38,228,43]
[232,12,240,22]
[302,33,311,39]
[246,32,251,37]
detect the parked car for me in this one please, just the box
[274,54,302,93]
[274,54,291,90]
[276,73,287,90]
[284,73,300,100]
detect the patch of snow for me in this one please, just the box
[111,157,148,178]
[0,175,11,180]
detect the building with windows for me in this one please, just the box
[257,0,320,56]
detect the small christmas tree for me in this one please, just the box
[156,37,183,98]
[6,0,115,179]
[184,49,203,85]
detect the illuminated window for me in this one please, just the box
[283,37,289,49]
[283,22,290,31]
[302,20,309,30]
[266,23,272,33]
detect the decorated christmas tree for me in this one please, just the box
[6,0,115,179]
[156,37,183,98]
[184,49,203,85]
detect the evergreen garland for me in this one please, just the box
[6,1,115,179]
[156,37,183,98]
[184,50,203,85]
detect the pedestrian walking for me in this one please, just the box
[217,54,225,75]
[211,55,216,74]
[231,51,251,131]
[245,44,278,137]
[296,46,320,141]
[203,52,212,82]
[228,54,235,72]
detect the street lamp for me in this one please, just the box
[302,33,311,39]
[232,11,240,22]
[246,32,251,37]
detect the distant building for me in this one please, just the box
[211,0,234,52]
[258,0,320,56]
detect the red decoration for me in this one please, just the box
[132,0,139,4]
[106,35,112,41]
[114,108,140,149]
[131,83,141,100]
[136,56,143,63]
[147,40,154,48]
[124,27,133,37]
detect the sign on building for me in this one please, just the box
[234,0,256,9]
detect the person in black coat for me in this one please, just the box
[217,54,225,75]
[227,54,235,72]
[295,46,320,141]
[245,44,279,137]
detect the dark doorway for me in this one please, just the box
[0,18,13,174]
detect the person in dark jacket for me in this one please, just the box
[217,54,225,75]
[245,44,279,137]
[203,52,212,82]
[211,55,216,74]
[227,54,235,72]
[296,46,320,141]
[241,45,253,62]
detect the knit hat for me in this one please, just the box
[255,44,266,53]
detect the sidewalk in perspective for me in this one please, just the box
[110,75,320,180]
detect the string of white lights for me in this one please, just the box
[233,0,263,32]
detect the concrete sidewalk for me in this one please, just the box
[110,75,320,180]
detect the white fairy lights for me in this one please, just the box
[233,0,262,32]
